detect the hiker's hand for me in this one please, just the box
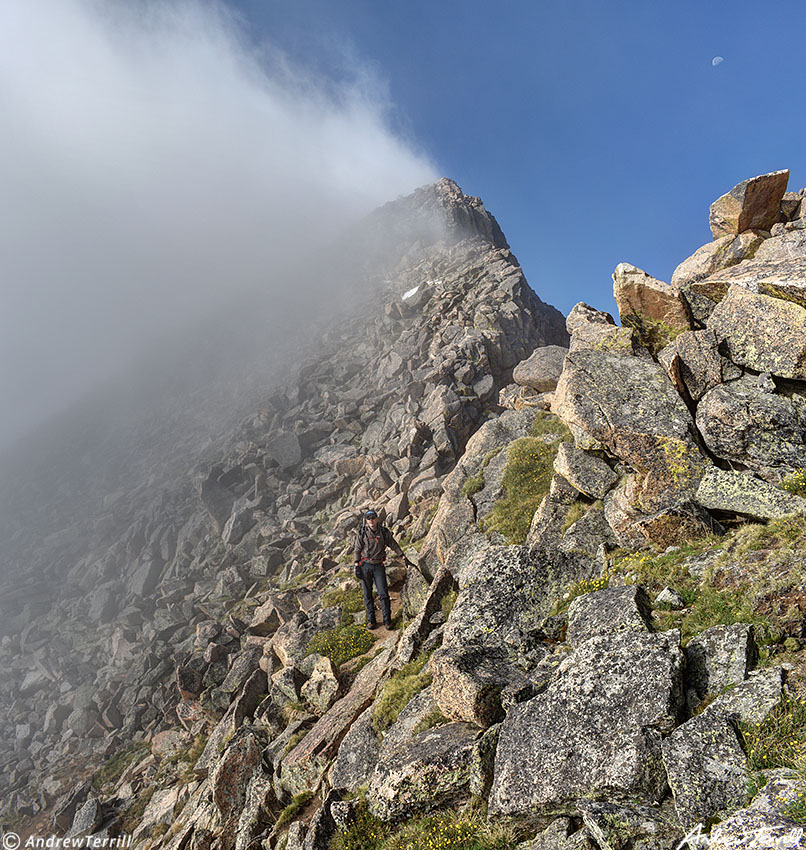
[354,563,361,579]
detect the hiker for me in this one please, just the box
[354,509,411,629]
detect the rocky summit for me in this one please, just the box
[3,173,806,850]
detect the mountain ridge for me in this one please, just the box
[4,172,806,850]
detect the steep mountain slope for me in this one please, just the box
[0,179,567,835]
[5,171,806,850]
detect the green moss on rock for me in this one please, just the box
[482,436,562,544]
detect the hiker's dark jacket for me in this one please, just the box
[354,524,404,565]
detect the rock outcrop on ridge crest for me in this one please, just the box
[4,171,806,850]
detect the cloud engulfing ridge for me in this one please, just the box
[0,0,436,447]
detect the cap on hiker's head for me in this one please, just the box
[365,510,378,519]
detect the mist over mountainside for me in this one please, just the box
[0,179,566,835]
[4,172,806,850]
[0,199,434,590]
[0,0,437,449]
[0,179,522,594]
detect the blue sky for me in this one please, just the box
[232,0,806,317]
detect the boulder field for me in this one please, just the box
[3,172,806,849]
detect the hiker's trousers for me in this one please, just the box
[359,561,391,625]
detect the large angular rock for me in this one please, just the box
[780,189,804,221]
[613,263,692,332]
[375,687,441,758]
[233,668,268,726]
[53,781,94,833]
[661,710,748,829]
[555,500,617,561]
[280,646,394,797]
[431,644,522,727]
[553,442,618,500]
[271,665,303,705]
[754,227,806,263]
[329,706,380,792]
[709,169,789,238]
[86,582,120,624]
[686,257,806,324]
[658,328,740,402]
[128,557,164,597]
[65,797,103,838]
[437,544,589,666]
[685,623,756,701]
[248,597,281,636]
[130,788,181,844]
[273,613,314,668]
[417,497,476,579]
[527,472,586,548]
[194,702,239,778]
[708,285,806,379]
[440,546,537,648]
[489,630,685,815]
[696,468,806,520]
[211,726,264,818]
[384,490,409,523]
[176,653,208,699]
[199,466,238,531]
[234,772,276,850]
[300,654,340,715]
[553,349,706,511]
[603,476,651,548]
[696,376,806,478]
[268,430,302,469]
[566,585,652,647]
[635,499,725,547]
[220,644,263,695]
[440,408,536,502]
[708,769,806,849]
[222,506,257,546]
[394,565,456,668]
[513,345,569,391]
[429,540,604,724]
[368,721,494,821]
[400,564,430,618]
[671,231,766,290]
[704,666,784,725]
[566,302,638,354]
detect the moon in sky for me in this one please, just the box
[712,56,724,66]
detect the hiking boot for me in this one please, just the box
[383,621,393,630]
[367,621,378,630]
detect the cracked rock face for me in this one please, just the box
[708,285,806,380]
[696,375,806,479]
[553,349,707,516]
[489,630,684,816]
[661,710,749,830]
[368,720,496,822]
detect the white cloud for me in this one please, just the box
[0,0,436,445]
